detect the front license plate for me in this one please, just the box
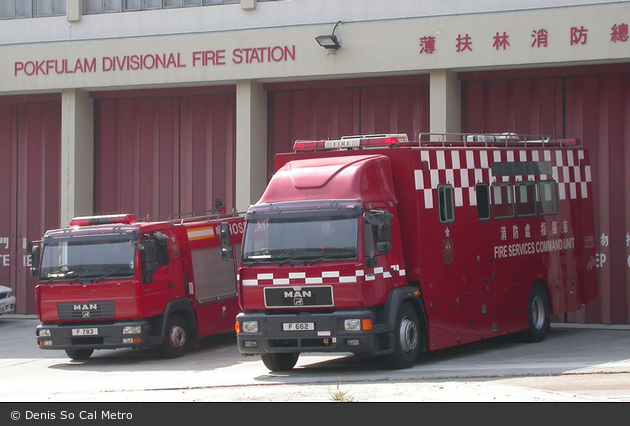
[72,328,98,336]
[282,322,314,331]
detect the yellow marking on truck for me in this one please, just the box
[187,226,216,241]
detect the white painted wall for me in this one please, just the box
[3,2,630,94]
[2,0,625,46]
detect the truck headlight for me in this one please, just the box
[123,326,142,334]
[241,321,259,333]
[38,329,51,337]
[344,319,373,331]
[344,319,362,331]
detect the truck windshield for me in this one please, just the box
[242,215,358,265]
[39,238,136,282]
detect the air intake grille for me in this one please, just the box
[264,286,333,308]
[57,301,116,320]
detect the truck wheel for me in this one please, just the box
[160,314,189,358]
[385,301,420,369]
[261,353,299,371]
[65,349,93,361]
[523,284,551,343]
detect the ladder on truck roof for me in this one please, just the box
[139,209,243,226]
[418,132,580,147]
[293,132,580,152]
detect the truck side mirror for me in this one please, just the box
[364,209,393,255]
[29,242,40,277]
[377,222,391,241]
[219,222,234,261]
[140,238,158,284]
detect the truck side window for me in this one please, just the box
[515,181,537,217]
[476,183,490,220]
[537,180,559,215]
[155,239,170,268]
[492,182,514,219]
[438,184,455,223]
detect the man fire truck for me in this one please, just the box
[221,132,598,371]
[31,204,244,360]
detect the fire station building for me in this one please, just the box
[1,0,629,323]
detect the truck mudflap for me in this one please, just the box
[35,320,162,351]
[236,310,396,356]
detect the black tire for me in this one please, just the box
[384,301,421,369]
[524,284,551,342]
[261,353,299,371]
[65,348,93,361]
[160,314,189,358]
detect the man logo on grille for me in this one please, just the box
[283,289,311,306]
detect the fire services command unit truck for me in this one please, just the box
[220,132,598,371]
[31,205,244,360]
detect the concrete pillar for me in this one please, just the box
[430,69,461,134]
[236,80,268,212]
[60,89,94,227]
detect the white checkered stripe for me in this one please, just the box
[414,149,592,209]
[241,265,405,286]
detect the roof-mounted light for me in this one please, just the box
[293,134,408,152]
[69,213,138,227]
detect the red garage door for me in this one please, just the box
[0,96,61,314]
[92,87,236,218]
[461,64,630,324]
[266,76,430,178]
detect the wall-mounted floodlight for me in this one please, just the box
[316,21,342,50]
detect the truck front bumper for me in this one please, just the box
[236,310,393,356]
[36,320,161,351]
[0,295,16,315]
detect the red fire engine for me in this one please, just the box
[31,205,244,360]
[221,132,598,371]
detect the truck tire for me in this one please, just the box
[384,301,420,369]
[523,284,551,343]
[65,349,94,361]
[261,353,299,371]
[160,314,189,358]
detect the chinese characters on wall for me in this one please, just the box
[419,24,629,54]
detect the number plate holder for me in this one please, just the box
[282,322,315,331]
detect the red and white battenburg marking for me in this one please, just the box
[414,148,591,209]
[240,265,405,286]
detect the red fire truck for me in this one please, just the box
[221,132,598,371]
[31,205,244,360]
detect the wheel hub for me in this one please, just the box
[399,317,419,354]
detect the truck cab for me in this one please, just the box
[32,211,242,360]
[224,137,424,371]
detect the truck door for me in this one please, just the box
[473,183,499,339]
[140,231,184,317]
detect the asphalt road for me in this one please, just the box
[1,314,629,402]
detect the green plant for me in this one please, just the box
[329,378,355,402]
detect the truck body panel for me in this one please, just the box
[231,133,598,369]
[33,211,244,359]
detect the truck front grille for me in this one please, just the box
[57,301,116,320]
[264,286,333,308]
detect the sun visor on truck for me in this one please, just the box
[258,154,398,205]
